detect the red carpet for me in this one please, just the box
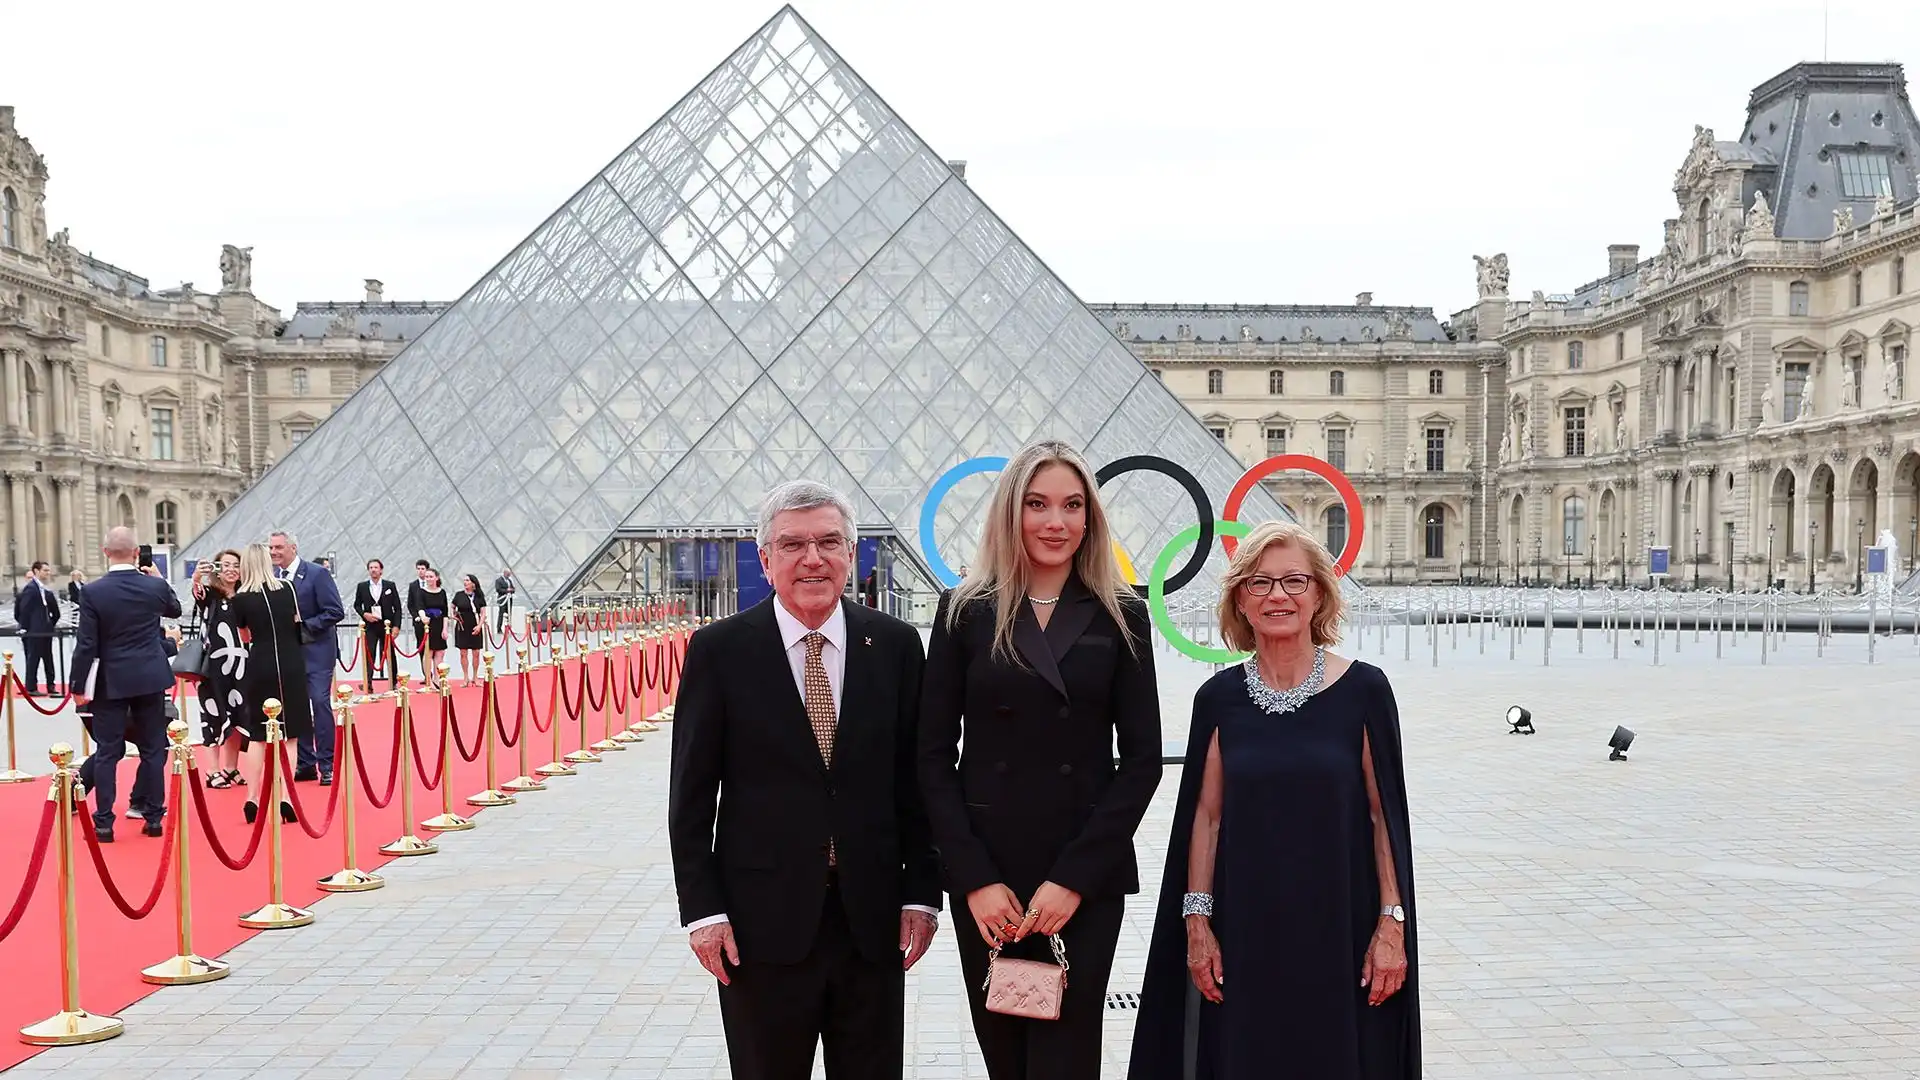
[0,635,680,1069]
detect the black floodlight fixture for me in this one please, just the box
[1506,705,1534,735]
[1608,725,1635,761]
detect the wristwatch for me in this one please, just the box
[1380,904,1405,923]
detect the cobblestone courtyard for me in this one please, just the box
[8,624,1919,1078]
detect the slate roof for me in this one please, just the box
[1738,63,1920,240]
[279,301,451,342]
[1086,302,1453,344]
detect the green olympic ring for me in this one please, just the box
[1147,519,1253,665]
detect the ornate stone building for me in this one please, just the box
[0,105,443,577]
[1094,299,1505,582]
[1489,62,1920,590]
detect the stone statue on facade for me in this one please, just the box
[1364,446,1376,472]
[328,308,358,337]
[1473,253,1510,298]
[1875,192,1897,221]
[1743,191,1776,242]
[126,421,140,458]
[1497,429,1511,465]
[1759,380,1776,425]
[225,435,239,468]
[103,412,116,453]
[1522,423,1535,459]
[219,245,253,293]
[1833,204,1855,236]
[1384,310,1411,339]
[1841,367,1860,409]
[1885,356,1903,402]
[1706,187,1728,256]
[1404,440,1418,472]
[1799,391,1818,422]
[1611,410,1626,453]
[45,228,74,280]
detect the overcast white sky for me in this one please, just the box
[8,1,1915,319]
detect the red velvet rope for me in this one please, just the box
[391,634,423,660]
[188,767,271,871]
[558,660,587,721]
[0,801,55,942]
[644,642,664,691]
[351,708,405,809]
[10,672,73,715]
[583,655,609,713]
[444,690,485,764]
[527,669,555,736]
[276,744,344,838]
[609,650,628,715]
[336,633,362,673]
[495,675,525,749]
[409,703,447,791]
[79,782,177,920]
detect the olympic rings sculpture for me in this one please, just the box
[919,453,1366,662]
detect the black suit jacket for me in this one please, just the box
[14,580,59,635]
[669,596,940,966]
[355,579,402,632]
[919,576,1163,902]
[71,569,183,700]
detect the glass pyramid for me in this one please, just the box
[184,6,1297,609]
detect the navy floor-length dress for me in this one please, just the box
[1129,659,1420,1080]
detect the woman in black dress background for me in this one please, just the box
[920,440,1163,1080]
[1129,521,1419,1080]
[231,542,311,825]
[192,548,247,788]
[451,573,487,684]
[417,568,449,689]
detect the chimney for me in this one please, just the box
[364,278,384,303]
[1607,244,1640,278]
[1355,292,1373,307]
[947,160,968,181]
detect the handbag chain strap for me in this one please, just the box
[981,933,1070,991]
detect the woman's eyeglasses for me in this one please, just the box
[1242,573,1312,597]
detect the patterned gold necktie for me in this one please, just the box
[802,632,837,867]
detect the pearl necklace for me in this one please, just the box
[1027,595,1062,606]
[1243,648,1326,715]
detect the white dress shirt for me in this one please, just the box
[687,597,938,933]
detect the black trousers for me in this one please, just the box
[364,625,390,679]
[81,693,168,832]
[717,882,904,1080]
[952,894,1126,1080]
[22,636,55,694]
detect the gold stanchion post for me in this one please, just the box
[533,653,575,778]
[238,700,314,929]
[141,721,232,984]
[379,676,437,857]
[417,613,432,686]
[420,664,474,832]
[466,657,514,808]
[613,633,644,743]
[591,643,625,752]
[0,650,32,783]
[317,684,383,892]
[563,642,602,765]
[501,647,546,792]
[631,630,662,733]
[20,743,125,1044]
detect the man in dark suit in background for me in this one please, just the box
[70,527,180,842]
[14,560,60,696]
[269,530,345,785]
[407,559,431,650]
[493,568,515,635]
[669,481,939,1080]
[354,559,403,684]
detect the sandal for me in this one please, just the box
[229,769,247,787]
[207,771,233,790]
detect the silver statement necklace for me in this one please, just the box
[1028,594,1062,606]
[1244,647,1326,715]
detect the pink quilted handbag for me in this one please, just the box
[982,934,1070,1020]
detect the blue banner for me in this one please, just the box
[1648,547,1670,576]
[1867,546,1888,574]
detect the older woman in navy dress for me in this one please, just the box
[1130,521,1420,1080]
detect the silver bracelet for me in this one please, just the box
[1181,892,1213,917]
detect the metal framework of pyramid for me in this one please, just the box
[185,6,1293,608]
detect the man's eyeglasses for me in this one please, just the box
[1242,573,1313,597]
[771,535,849,558]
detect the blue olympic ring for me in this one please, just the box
[919,456,1009,587]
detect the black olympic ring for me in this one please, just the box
[1094,455,1213,596]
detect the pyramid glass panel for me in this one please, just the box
[185,6,1325,609]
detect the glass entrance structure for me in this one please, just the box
[184,6,1294,612]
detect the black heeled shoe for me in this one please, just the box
[243,801,258,825]
[280,801,297,824]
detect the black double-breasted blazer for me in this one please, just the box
[918,576,1163,903]
[669,596,942,966]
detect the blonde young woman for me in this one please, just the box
[1129,522,1420,1080]
[919,440,1164,1080]
[230,543,310,825]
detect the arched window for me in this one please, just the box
[1896,256,1907,295]
[1696,198,1711,257]
[214,499,227,514]
[100,325,112,357]
[1326,504,1349,557]
[1422,505,1446,559]
[1427,369,1443,394]
[1851,270,1864,307]
[0,188,16,250]
[291,367,311,396]
[1268,369,1284,395]
[1562,495,1588,555]
[1328,370,1346,395]
[1567,341,1584,369]
[154,501,179,547]
[1788,280,1810,316]
[150,335,168,367]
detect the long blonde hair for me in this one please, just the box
[236,542,287,594]
[945,440,1138,660]
[1216,521,1346,649]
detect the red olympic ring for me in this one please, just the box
[1221,454,1365,576]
